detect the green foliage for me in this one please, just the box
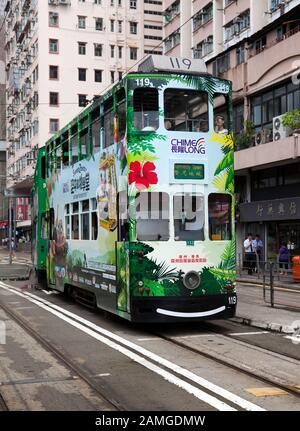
[282,109,300,130]
[219,240,236,270]
[127,132,166,156]
[233,120,254,151]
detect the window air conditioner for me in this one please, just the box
[273,114,292,141]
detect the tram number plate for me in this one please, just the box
[228,296,237,305]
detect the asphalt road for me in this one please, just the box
[0,280,299,411]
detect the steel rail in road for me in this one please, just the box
[150,325,300,399]
[0,299,122,412]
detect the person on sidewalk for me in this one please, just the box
[244,233,255,275]
[278,243,289,275]
[253,234,263,273]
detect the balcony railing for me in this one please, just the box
[249,25,300,58]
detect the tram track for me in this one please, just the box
[0,298,122,412]
[1,281,299,410]
[149,326,300,399]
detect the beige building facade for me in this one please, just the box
[4,0,163,230]
[163,0,300,260]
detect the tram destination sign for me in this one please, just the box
[174,163,205,180]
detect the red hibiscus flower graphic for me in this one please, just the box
[128,161,158,190]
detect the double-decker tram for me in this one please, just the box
[39,55,236,322]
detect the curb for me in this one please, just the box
[236,278,300,290]
[232,316,296,334]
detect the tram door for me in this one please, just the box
[116,192,131,313]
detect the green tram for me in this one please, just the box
[36,55,236,322]
[32,147,47,282]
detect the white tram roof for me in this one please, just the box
[137,55,208,76]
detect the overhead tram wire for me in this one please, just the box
[4,10,198,115]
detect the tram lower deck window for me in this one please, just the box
[208,193,232,241]
[164,89,208,132]
[174,194,205,241]
[136,192,169,241]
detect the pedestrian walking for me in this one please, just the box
[244,233,255,275]
[253,234,263,272]
[278,243,289,275]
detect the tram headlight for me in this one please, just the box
[183,271,201,290]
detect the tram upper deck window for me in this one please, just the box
[70,124,78,165]
[117,88,126,140]
[164,89,208,132]
[174,194,205,241]
[133,88,159,131]
[208,193,232,241]
[91,108,100,153]
[214,94,229,135]
[61,131,69,168]
[103,97,114,147]
[135,192,169,241]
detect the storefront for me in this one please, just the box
[239,197,300,262]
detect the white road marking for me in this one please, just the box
[229,332,269,336]
[0,281,265,411]
[172,334,217,339]
[95,373,111,377]
[137,337,159,342]
[0,284,234,411]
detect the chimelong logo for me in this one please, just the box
[171,138,206,154]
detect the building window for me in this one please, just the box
[130,21,137,34]
[236,46,245,65]
[110,45,115,57]
[118,20,122,33]
[111,71,115,83]
[49,12,59,27]
[78,68,87,81]
[118,46,123,58]
[49,92,59,106]
[78,16,86,29]
[95,17,103,31]
[94,69,102,82]
[49,65,59,80]
[164,30,180,52]
[119,71,123,81]
[130,0,137,9]
[224,9,250,43]
[94,0,101,4]
[94,43,103,56]
[50,119,59,133]
[193,2,213,32]
[193,36,213,59]
[49,39,59,53]
[78,94,88,107]
[130,47,137,60]
[78,42,87,55]
[110,19,115,32]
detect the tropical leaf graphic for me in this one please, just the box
[219,240,236,270]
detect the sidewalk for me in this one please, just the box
[0,247,32,280]
[234,281,300,335]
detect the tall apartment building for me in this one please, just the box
[4,0,163,233]
[0,3,8,239]
[163,0,300,260]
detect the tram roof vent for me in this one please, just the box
[137,55,208,75]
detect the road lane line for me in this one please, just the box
[229,332,269,336]
[0,281,265,411]
[0,283,235,411]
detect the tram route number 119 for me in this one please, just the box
[169,57,192,70]
[228,296,237,305]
